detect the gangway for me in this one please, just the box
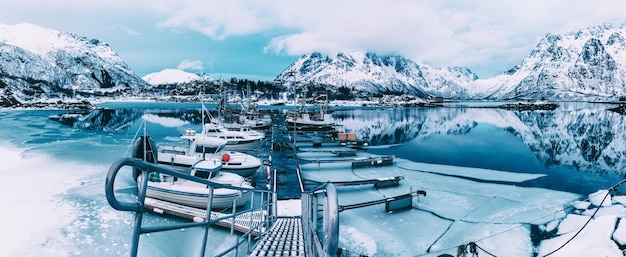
[104,157,341,257]
[104,114,419,257]
[249,217,305,256]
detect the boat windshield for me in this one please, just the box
[194,169,218,179]
[195,145,220,154]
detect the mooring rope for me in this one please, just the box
[416,178,626,257]
[540,178,626,257]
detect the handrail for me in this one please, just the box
[105,157,277,257]
[301,182,339,257]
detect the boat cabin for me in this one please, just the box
[191,160,223,179]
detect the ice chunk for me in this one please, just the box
[589,190,612,207]
[538,215,620,257]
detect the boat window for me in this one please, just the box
[195,145,219,154]
[204,146,218,153]
[194,170,217,179]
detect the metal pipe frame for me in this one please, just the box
[105,157,277,257]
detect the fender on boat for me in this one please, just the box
[132,135,158,181]
[222,153,231,162]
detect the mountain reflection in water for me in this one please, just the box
[334,102,625,195]
[72,101,625,195]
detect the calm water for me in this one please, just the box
[18,100,626,194]
[1,101,625,256]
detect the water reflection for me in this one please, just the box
[58,102,626,178]
[333,102,626,182]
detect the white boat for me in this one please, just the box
[142,160,253,209]
[285,92,335,131]
[219,112,272,130]
[202,123,265,151]
[215,85,272,130]
[286,111,336,130]
[156,130,263,178]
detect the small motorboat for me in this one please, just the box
[141,159,253,210]
[201,123,265,151]
[148,130,263,178]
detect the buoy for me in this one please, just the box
[222,153,231,162]
[265,166,271,180]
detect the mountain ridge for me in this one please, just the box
[2,21,626,106]
[0,23,150,107]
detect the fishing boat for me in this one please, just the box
[218,112,272,130]
[285,111,335,131]
[285,91,335,131]
[141,159,253,209]
[145,129,263,178]
[201,122,265,151]
[215,86,272,130]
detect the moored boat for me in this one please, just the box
[156,129,263,178]
[285,111,336,131]
[201,122,265,151]
[285,93,335,131]
[141,160,253,209]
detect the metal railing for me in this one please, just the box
[105,157,278,257]
[301,182,340,257]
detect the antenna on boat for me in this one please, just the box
[287,71,297,146]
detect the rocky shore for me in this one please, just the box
[497,102,558,111]
[1,100,96,110]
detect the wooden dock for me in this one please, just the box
[144,197,266,236]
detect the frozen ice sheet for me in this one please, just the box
[301,156,581,256]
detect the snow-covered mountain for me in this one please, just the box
[477,22,626,100]
[0,23,149,106]
[276,23,626,101]
[4,21,626,105]
[142,69,213,85]
[276,52,478,98]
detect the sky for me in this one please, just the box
[2,0,626,81]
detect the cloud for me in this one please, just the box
[149,0,626,76]
[154,0,275,40]
[3,0,626,78]
[122,26,140,36]
[177,59,204,71]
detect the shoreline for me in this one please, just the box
[1,97,624,111]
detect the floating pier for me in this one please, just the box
[144,197,266,236]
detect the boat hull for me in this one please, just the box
[145,181,252,209]
[157,150,262,178]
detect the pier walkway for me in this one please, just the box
[249,216,305,257]
[104,112,343,257]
